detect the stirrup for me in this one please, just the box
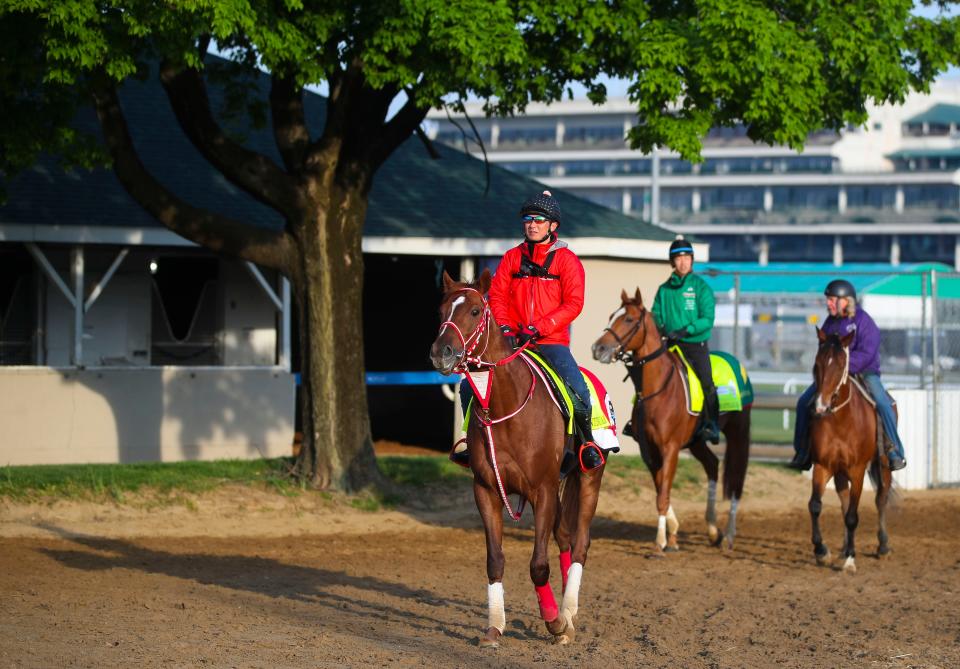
[578,441,605,472]
[787,452,811,471]
[449,437,470,469]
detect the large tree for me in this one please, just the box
[1,1,957,490]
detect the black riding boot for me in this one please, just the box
[574,407,605,471]
[699,390,720,445]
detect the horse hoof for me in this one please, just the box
[548,613,575,644]
[478,628,502,648]
[815,549,831,566]
[545,616,566,636]
[664,544,680,553]
[877,546,891,559]
[842,557,857,574]
[723,537,735,552]
[707,525,720,544]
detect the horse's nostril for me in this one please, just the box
[443,345,453,358]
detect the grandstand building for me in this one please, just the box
[428,82,960,270]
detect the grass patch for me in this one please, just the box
[0,458,300,502]
[376,455,472,487]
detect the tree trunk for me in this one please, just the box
[291,183,380,492]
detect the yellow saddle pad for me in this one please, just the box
[669,347,753,414]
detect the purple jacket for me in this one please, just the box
[821,308,881,375]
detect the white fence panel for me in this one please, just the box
[935,389,960,486]
[891,388,960,489]
[890,390,930,490]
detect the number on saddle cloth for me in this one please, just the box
[666,347,754,415]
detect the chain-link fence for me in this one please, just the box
[705,268,960,486]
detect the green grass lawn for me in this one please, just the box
[0,453,798,507]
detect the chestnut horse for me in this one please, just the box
[807,328,894,573]
[592,289,751,551]
[429,270,606,647]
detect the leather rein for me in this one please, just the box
[604,306,675,403]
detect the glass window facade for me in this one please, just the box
[568,188,622,211]
[842,235,892,262]
[563,125,625,148]
[771,186,839,211]
[899,234,956,264]
[768,234,835,261]
[903,184,960,209]
[498,126,555,149]
[698,234,761,261]
[661,188,693,213]
[699,187,765,211]
[845,185,897,210]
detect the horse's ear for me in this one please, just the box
[840,330,855,348]
[477,268,492,295]
[620,288,629,304]
[816,326,826,343]
[634,287,643,305]
[442,270,457,293]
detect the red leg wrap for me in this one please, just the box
[535,583,558,622]
[559,550,572,591]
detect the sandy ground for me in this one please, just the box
[2,450,959,668]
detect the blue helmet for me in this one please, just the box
[669,236,694,260]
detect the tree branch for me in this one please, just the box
[158,60,301,219]
[270,73,310,172]
[90,75,294,273]
[369,91,429,168]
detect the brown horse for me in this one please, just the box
[429,270,606,646]
[591,289,751,551]
[807,327,894,573]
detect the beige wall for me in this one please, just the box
[572,258,673,455]
[0,367,294,466]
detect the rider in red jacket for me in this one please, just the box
[452,190,604,472]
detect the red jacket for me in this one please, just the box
[488,238,585,346]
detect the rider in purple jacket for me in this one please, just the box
[788,279,906,471]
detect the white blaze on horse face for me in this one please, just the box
[440,295,466,336]
[607,307,626,329]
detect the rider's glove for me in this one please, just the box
[517,324,541,346]
[500,325,518,349]
[665,328,688,341]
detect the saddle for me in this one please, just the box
[661,346,754,415]
[462,350,620,477]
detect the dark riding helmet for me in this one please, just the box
[520,190,561,224]
[824,279,857,301]
[668,235,694,260]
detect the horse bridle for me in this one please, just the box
[438,287,530,373]
[607,304,671,400]
[814,341,852,416]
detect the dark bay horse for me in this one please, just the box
[591,289,751,551]
[808,327,894,573]
[429,270,606,646]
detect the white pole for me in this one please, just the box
[71,246,84,366]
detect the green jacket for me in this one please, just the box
[651,272,715,343]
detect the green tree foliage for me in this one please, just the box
[1,0,957,489]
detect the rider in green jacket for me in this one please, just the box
[651,236,719,443]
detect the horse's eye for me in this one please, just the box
[471,307,481,317]
[624,316,634,323]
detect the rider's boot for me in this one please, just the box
[887,438,907,472]
[699,390,720,445]
[574,407,605,472]
[449,433,470,468]
[787,448,812,471]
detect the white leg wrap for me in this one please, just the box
[726,496,740,541]
[666,505,679,534]
[706,480,718,524]
[657,515,667,548]
[561,562,583,621]
[487,582,505,633]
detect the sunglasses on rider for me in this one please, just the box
[522,214,550,223]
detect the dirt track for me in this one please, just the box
[2,461,959,668]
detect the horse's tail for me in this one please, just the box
[722,405,752,500]
[868,453,901,509]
